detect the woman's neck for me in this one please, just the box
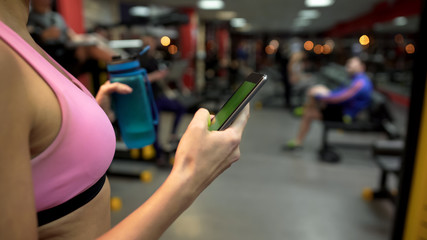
[0,0,30,36]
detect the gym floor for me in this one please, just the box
[108,102,407,240]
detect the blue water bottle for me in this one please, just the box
[107,50,158,149]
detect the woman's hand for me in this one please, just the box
[171,105,250,196]
[99,106,250,240]
[95,81,133,122]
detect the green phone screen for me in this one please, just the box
[208,81,257,131]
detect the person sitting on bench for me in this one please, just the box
[285,56,373,150]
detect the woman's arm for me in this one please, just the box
[99,107,249,240]
[0,40,38,240]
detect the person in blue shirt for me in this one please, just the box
[286,56,373,149]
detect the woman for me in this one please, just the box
[0,0,250,239]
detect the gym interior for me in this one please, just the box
[19,0,427,239]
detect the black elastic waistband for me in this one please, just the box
[37,174,106,226]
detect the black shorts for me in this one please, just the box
[321,104,344,122]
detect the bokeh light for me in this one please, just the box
[394,34,404,45]
[405,43,415,54]
[322,44,332,54]
[325,39,335,49]
[304,40,314,51]
[160,36,171,46]
[168,44,178,54]
[313,44,323,54]
[359,35,370,46]
[269,39,280,50]
[265,45,276,55]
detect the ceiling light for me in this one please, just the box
[109,40,143,49]
[149,6,173,17]
[216,11,237,20]
[305,0,335,7]
[237,24,252,32]
[394,16,408,26]
[293,18,311,27]
[198,0,224,10]
[129,6,151,17]
[231,18,247,28]
[298,10,320,19]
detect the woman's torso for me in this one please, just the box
[0,22,114,238]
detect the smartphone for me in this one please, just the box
[208,72,267,131]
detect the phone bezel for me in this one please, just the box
[216,73,267,131]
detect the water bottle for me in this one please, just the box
[107,53,158,149]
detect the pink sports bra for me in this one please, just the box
[0,21,116,214]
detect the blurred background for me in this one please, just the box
[32,0,423,239]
